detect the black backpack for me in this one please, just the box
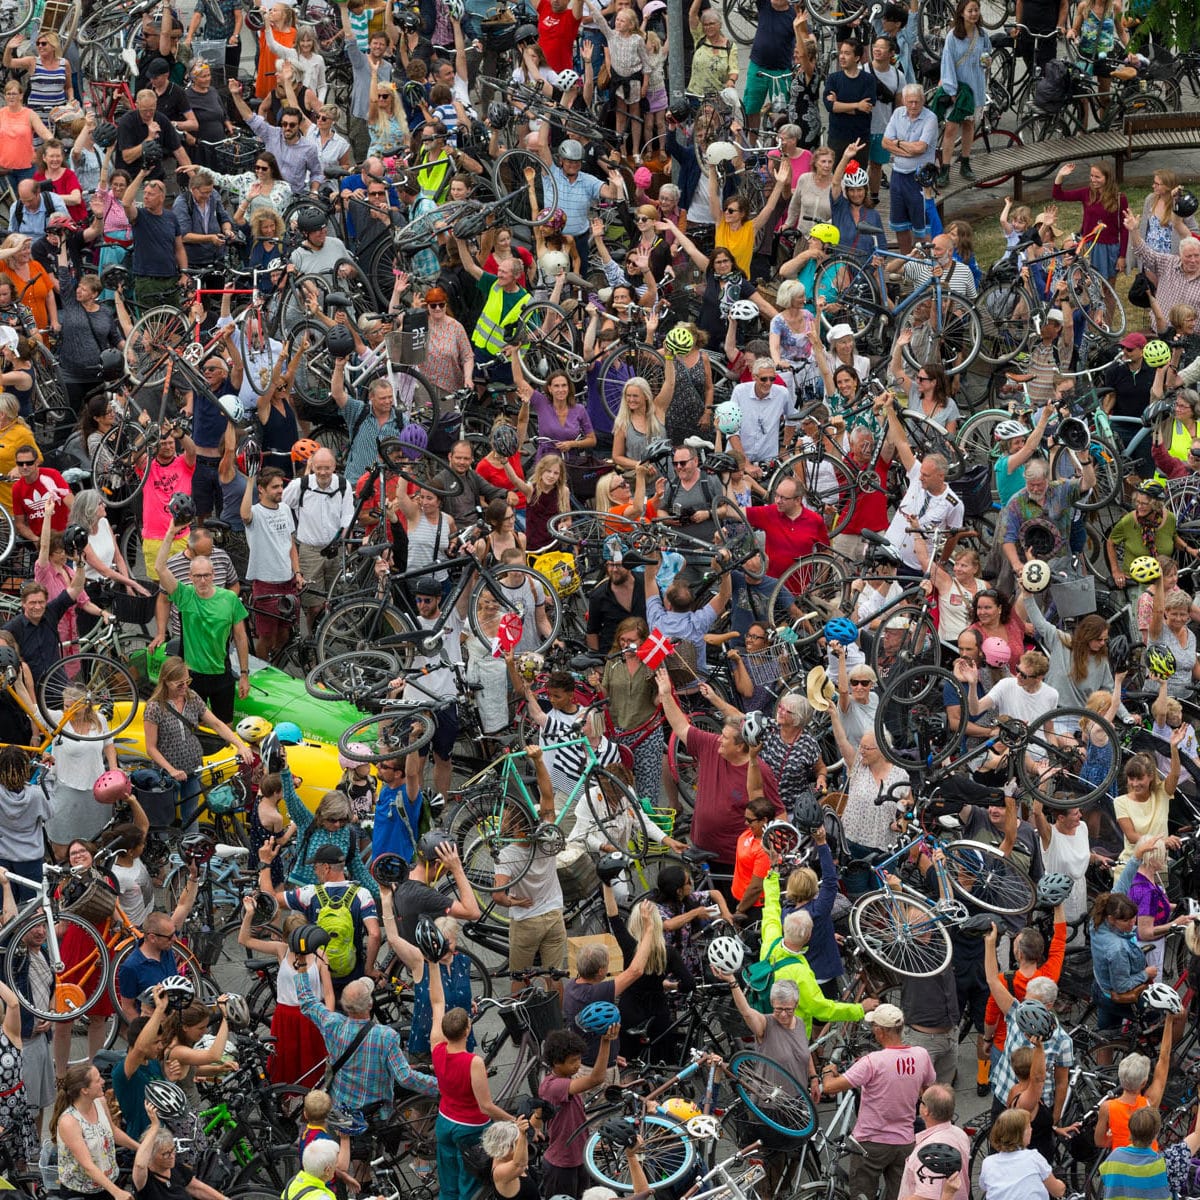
[1033,60,1074,112]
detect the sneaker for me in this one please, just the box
[976,1081,990,1096]
[880,171,890,190]
[960,159,976,181]
[936,164,950,187]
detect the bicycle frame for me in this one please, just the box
[0,865,71,972]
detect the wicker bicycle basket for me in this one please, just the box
[60,870,118,925]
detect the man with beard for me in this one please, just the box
[586,550,646,652]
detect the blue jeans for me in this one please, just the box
[435,1112,489,1200]
[178,775,202,831]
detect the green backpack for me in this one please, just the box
[314,884,358,977]
[741,937,804,1013]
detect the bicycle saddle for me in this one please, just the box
[203,518,231,535]
[244,957,280,973]
[681,846,719,865]
[861,529,890,546]
[325,291,354,309]
[569,654,604,672]
[355,543,393,558]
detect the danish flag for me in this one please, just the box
[491,613,524,658]
[636,628,676,671]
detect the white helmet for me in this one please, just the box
[539,250,569,278]
[1020,559,1051,593]
[704,140,739,165]
[1143,981,1183,1013]
[446,0,465,17]
[728,300,760,321]
[558,139,584,162]
[714,400,742,435]
[994,420,1030,442]
[843,163,869,189]
[707,936,745,974]
[556,68,580,91]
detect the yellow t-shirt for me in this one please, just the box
[717,219,755,277]
[0,420,38,512]
[1113,786,1169,865]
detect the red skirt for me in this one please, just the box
[60,919,114,1018]
[268,1001,326,1087]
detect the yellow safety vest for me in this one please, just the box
[473,281,529,355]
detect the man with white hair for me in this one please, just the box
[1124,209,1200,334]
[283,447,354,632]
[727,359,797,468]
[282,1137,340,1200]
[294,949,437,1116]
[880,85,937,254]
[832,422,895,559]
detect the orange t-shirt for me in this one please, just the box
[256,25,296,99]
[732,828,769,904]
[985,921,1067,1052]
[1105,1095,1157,1152]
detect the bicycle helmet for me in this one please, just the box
[144,1079,189,1120]
[397,10,420,27]
[1175,190,1199,219]
[707,936,745,975]
[370,852,409,885]
[916,1143,963,1181]
[740,709,764,747]
[704,140,738,165]
[325,324,355,359]
[180,833,215,866]
[598,1117,638,1147]
[1142,981,1184,1014]
[555,68,580,91]
[557,138,584,161]
[959,913,997,938]
[160,976,196,1011]
[1128,555,1163,584]
[1009,998,1056,1040]
[994,419,1030,442]
[93,120,118,149]
[235,715,272,744]
[664,326,695,356]
[668,98,693,123]
[445,0,465,17]
[1143,339,1172,369]
[1108,633,1133,674]
[536,207,567,233]
[823,617,859,646]
[62,523,90,556]
[1147,643,1177,681]
[325,1108,367,1136]
[491,423,519,459]
[291,438,319,464]
[713,399,742,435]
[539,249,569,278]
[842,161,869,189]
[808,222,840,246]
[1036,872,1074,907]
[338,743,372,770]
[662,1098,702,1123]
[576,1001,621,1033]
[274,721,303,745]
[762,820,801,857]
[418,829,453,861]
[93,769,131,805]
[100,347,125,382]
[141,139,163,168]
[296,207,326,234]
[1019,517,1061,560]
[259,732,285,773]
[396,423,429,459]
[486,100,511,129]
[595,852,628,884]
[1020,558,1051,593]
[1135,480,1167,502]
[253,891,279,922]
[1056,416,1090,453]
[982,636,1012,667]
[167,492,196,525]
[792,791,825,832]
[287,923,331,955]
[728,299,760,322]
[414,914,449,962]
[222,993,250,1029]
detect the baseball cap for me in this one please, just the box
[1120,332,1147,351]
[311,844,345,865]
[1044,307,1064,324]
[147,58,171,77]
[414,576,442,597]
[864,1003,905,1028]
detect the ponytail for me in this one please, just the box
[49,1064,92,1139]
[1092,891,1138,929]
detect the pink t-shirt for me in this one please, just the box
[142,454,196,540]
[900,1123,971,1200]
[843,1044,935,1144]
[34,560,90,650]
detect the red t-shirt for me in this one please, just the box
[744,503,829,579]
[476,455,525,508]
[686,727,782,865]
[484,246,535,288]
[538,0,582,72]
[12,467,70,538]
[842,456,889,536]
[34,168,87,223]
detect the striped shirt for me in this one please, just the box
[1097,1146,1170,1200]
[540,705,621,795]
[28,60,68,114]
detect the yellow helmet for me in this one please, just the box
[808,222,840,246]
[662,1097,702,1123]
[1128,556,1163,585]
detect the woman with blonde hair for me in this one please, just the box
[302,102,351,171]
[0,233,56,338]
[0,79,52,187]
[611,376,666,472]
[367,79,407,156]
[507,453,570,553]
[1115,833,1193,972]
[53,1062,138,1200]
[1137,171,1198,284]
[980,1107,1066,1198]
[769,279,819,406]
[45,687,118,853]
[0,391,34,511]
[1150,383,1200,471]
[68,489,149,626]
[2,30,72,118]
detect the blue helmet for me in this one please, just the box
[575,1001,621,1034]
[823,617,859,646]
[274,721,303,745]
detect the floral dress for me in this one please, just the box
[0,1032,37,1166]
[407,954,476,1057]
[665,357,709,445]
[657,890,720,977]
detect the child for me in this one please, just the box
[1000,198,1033,253]
[1082,686,1125,798]
[338,757,378,829]
[298,1088,352,1179]
[1151,681,1199,786]
[346,0,375,51]
[947,219,981,289]
[643,30,668,151]
[1099,1108,1169,1200]
[251,772,295,884]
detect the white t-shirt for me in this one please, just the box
[85,517,118,583]
[402,611,464,702]
[245,502,296,582]
[884,460,965,569]
[495,841,563,920]
[985,676,1060,727]
[111,858,152,926]
[978,1149,1052,1200]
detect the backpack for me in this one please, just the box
[313,883,358,977]
[291,473,348,528]
[1033,60,1073,113]
[741,936,804,1013]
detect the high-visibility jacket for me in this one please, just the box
[472,281,529,354]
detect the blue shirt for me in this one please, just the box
[372,783,423,862]
[549,163,603,236]
[882,106,940,172]
[116,943,179,1005]
[9,192,67,238]
[112,1059,163,1139]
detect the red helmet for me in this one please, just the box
[291,438,320,463]
[93,769,131,804]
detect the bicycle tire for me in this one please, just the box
[92,420,154,509]
[468,564,563,657]
[584,768,650,861]
[973,124,1021,189]
[953,407,1009,502]
[230,1144,300,1193]
[1016,704,1120,809]
[916,0,954,57]
[583,1112,695,1191]
[0,504,14,568]
[1065,262,1126,338]
[4,910,110,1021]
[124,306,186,387]
[236,306,278,396]
[1049,436,1121,511]
[769,449,859,537]
[874,664,966,768]
[514,301,580,387]
[448,784,538,894]
[814,255,879,342]
[803,0,871,26]
[899,294,982,379]
[942,838,1036,915]
[491,149,560,228]
[848,890,953,978]
[378,438,462,498]
[598,342,667,421]
[315,598,415,663]
[37,653,139,740]
[976,278,1038,365]
[546,510,642,547]
[305,650,401,701]
[722,0,759,42]
[727,1050,817,1138]
[767,552,850,639]
[337,708,438,762]
[898,409,966,477]
[868,604,940,684]
[666,711,725,813]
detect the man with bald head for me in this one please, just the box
[151,525,240,650]
[283,447,354,631]
[8,177,68,238]
[155,517,251,722]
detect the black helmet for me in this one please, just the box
[93,121,118,148]
[792,792,824,832]
[100,347,125,381]
[0,645,19,678]
[325,324,355,359]
[62,524,90,556]
[414,914,449,962]
[141,139,163,168]
[1176,190,1199,219]
[288,923,331,955]
[418,829,452,861]
[296,207,327,234]
[917,1143,963,1181]
[514,22,538,42]
[599,1117,638,1147]
[487,100,512,129]
[1108,633,1133,674]
[959,913,996,938]
[668,98,692,123]
[370,852,409,885]
[915,162,939,188]
[398,9,420,27]
[253,891,279,923]
[491,423,519,458]
[595,852,628,884]
[168,492,196,525]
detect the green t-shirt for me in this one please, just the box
[1109,509,1177,566]
[476,272,528,322]
[171,584,248,675]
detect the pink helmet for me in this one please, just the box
[633,166,652,188]
[538,207,567,233]
[338,743,371,770]
[93,769,131,804]
[982,637,1012,668]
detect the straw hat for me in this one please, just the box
[806,665,835,712]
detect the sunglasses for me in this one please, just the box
[756,374,775,382]
[672,459,691,467]
[377,93,393,100]
[1016,669,1043,681]
[724,206,740,215]
[427,301,446,309]
[415,595,438,603]
[281,121,300,129]
[15,460,35,467]
[255,164,271,171]
[368,190,387,197]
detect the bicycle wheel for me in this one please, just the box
[30,342,74,443]
[770,449,858,536]
[814,255,879,341]
[727,1050,817,1137]
[583,1113,695,1191]
[1016,705,1120,809]
[469,565,563,656]
[916,0,954,57]
[231,1144,300,1193]
[768,552,849,636]
[898,411,965,478]
[337,708,437,762]
[38,653,139,739]
[973,124,1021,189]
[722,0,759,42]
[4,910,110,1021]
[0,504,14,567]
[942,839,1036,915]
[976,278,1037,365]
[848,890,953,978]
[124,306,186,386]
[874,664,966,768]
[867,604,940,685]
[315,598,415,663]
[492,149,559,228]
[803,0,871,26]
[546,510,641,547]
[598,343,666,421]
[1065,262,1126,338]
[305,650,401,702]
[954,408,1008,503]
[514,301,580,387]
[237,306,279,396]
[900,294,982,377]
[1014,112,1070,181]
[93,421,154,509]
[1049,437,1121,512]
[448,780,537,894]
[584,768,650,861]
